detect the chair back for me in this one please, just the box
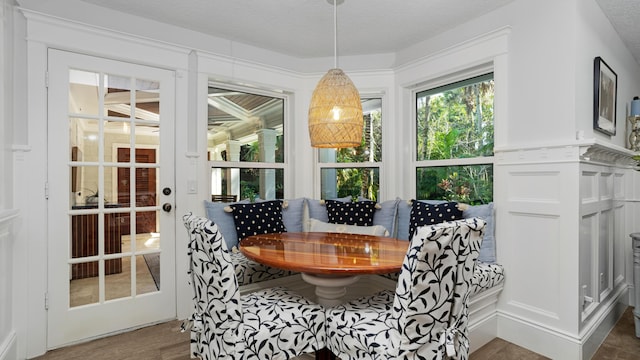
[389,217,485,360]
[183,212,243,359]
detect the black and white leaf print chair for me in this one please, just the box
[325,218,485,360]
[182,213,326,360]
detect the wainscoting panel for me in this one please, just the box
[579,163,626,327]
[494,142,635,359]
[0,210,18,360]
[496,161,578,334]
[580,212,597,315]
[613,202,626,287]
[504,211,562,320]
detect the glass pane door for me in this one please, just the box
[48,49,176,347]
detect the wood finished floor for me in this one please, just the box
[33,307,639,360]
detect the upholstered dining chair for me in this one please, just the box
[182,213,326,360]
[325,218,485,360]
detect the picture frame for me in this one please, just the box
[593,56,617,136]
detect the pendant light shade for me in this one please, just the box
[308,0,363,148]
[308,68,363,148]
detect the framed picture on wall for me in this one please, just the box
[593,56,617,136]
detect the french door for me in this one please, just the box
[47,49,176,347]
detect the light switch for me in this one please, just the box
[188,180,197,194]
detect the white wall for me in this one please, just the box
[576,0,640,146]
[1,1,18,359]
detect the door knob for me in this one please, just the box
[162,203,172,212]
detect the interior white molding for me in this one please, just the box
[395,26,510,76]
[0,330,17,360]
[495,140,638,167]
[0,209,18,226]
[579,141,638,166]
[18,8,193,56]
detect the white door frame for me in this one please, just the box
[46,48,177,348]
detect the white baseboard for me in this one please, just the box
[497,285,628,359]
[580,288,628,359]
[0,331,17,360]
[469,314,498,353]
[497,311,582,359]
[468,285,503,352]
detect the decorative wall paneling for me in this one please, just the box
[0,210,19,360]
[494,141,635,359]
[579,164,624,323]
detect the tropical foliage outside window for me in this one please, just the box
[207,85,286,201]
[319,98,382,201]
[415,73,494,204]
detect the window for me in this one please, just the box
[318,98,382,201]
[207,84,286,201]
[415,73,494,204]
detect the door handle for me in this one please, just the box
[162,203,172,212]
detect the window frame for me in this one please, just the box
[206,81,290,200]
[411,65,495,202]
[315,93,386,201]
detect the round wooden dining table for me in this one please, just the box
[239,231,409,306]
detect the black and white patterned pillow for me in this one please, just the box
[229,200,287,241]
[325,199,377,226]
[408,200,463,239]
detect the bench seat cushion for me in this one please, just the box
[380,261,504,297]
[469,262,505,296]
[229,250,298,286]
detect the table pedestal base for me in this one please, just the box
[301,273,360,307]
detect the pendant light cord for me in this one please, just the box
[334,0,338,69]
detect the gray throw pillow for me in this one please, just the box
[281,198,305,232]
[463,202,496,263]
[203,199,249,249]
[357,197,400,238]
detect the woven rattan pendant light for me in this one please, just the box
[308,0,363,148]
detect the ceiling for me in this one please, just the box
[595,0,640,64]
[79,0,514,58]
[79,0,640,62]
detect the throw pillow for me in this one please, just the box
[229,200,287,241]
[281,197,305,232]
[306,196,352,223]
[203,199,250,250]
[307,218,388,237]
[462,202,496,263]
[252,197,305,233]
[408,200,463,239]
[325,199,377,226]
[358,198,400,238]
[396,198,446,240]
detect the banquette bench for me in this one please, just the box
[203,197,505,352]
